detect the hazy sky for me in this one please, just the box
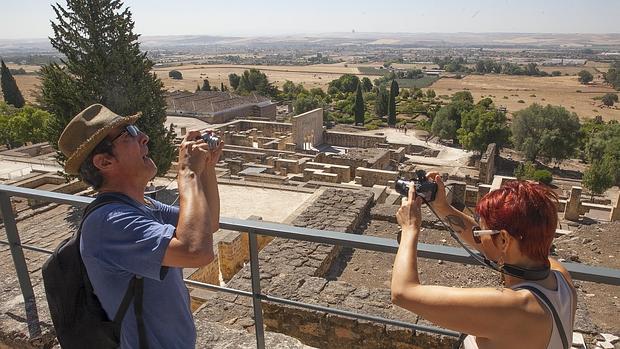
[1,0,618,39]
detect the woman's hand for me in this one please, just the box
[425,172,451,215]
[396,183,423,234]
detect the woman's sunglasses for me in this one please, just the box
[471,227,501,244]
[111,124,140,143]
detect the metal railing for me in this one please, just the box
[1,184,619,348]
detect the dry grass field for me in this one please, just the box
[430,74,620,121]
[153,63,363,92]
[1,64,41,103]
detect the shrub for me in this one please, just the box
[169,70,183,80]
[517,100,525,103]
[532,170,553,185]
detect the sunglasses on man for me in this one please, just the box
[111,124,141,143]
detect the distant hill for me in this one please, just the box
[2,33,620,54]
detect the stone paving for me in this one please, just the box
[194,188,457,349]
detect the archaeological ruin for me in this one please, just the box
[0,107,619,348]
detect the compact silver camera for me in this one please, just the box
[200,132,221,149]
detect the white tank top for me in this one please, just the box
[463,270,575,349]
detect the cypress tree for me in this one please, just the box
[388,80,397,126]
[201,79,211,91]
[39,0,175,175]
[1,59,26,108]
[374,87,388,118]
[353,82,365,125]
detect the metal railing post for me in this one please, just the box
[0,192,41,338]
[248,230,266,349]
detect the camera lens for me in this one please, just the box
[395,179,411,197]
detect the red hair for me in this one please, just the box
[475,181,558,264]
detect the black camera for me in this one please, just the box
[200,132,221,150]
[395,170,438,202]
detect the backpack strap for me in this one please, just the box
[516,285,569,349]
[81,195,149,349]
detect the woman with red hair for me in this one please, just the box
[391,173,576,349]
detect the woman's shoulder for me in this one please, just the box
[549,258,575,289]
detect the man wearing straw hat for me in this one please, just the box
[58,104,222,348]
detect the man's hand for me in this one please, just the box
[396,183,423,233]
[206,140,224,168]
[179,131,210,175]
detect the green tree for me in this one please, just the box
[168,70,183,79]
[374,87,389,117]
[604,61,620,90]
[514,161,536,180]
[228,73,241,90]
[511,104,581,162]
[39,0,176,175]
[1,59,26,108]
[426,89,436,99]
[582,160,614,198]
[431,101,473,143]
[282,80,307,100]
[584,122,620,185]
[578,70,593,84]
[601,93,618,106]
[236,69,278,97]
[201,79,211,91]
[457,107,510,153]
[328,74,360,94]
[0,103,51,148]
[452,90,474,103]
[353,82,365,125]
[431,108,458,141]
[387,80,397,126]
[392,80,400,97]
[361,77,373,92]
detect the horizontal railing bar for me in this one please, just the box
[1,184,619,285]
[0,184,93,207]
[0,239,54,254]
[182,279,460,338]
[184,279,253,298]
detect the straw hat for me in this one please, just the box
[58,104,141,175]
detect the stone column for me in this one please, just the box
[564,186,582,221]
[610,194,620,221]
[449,181,466,207]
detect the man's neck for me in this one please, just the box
[97,183,147,204]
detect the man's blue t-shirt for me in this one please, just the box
[80,193,195,349]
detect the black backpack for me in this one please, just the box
[42,196,148,349]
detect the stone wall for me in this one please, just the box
[217,216,275,282]
[323,131,386,149]
[292,109,324,150]
[356,167,399,187]
[188,257,220,285]
[220,120,292,136]
[479,143,497,184]
[315,148,390,179]
[305,162,352,183]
